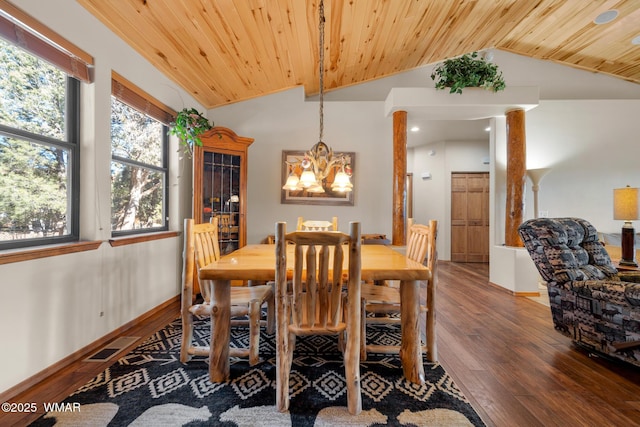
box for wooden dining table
[198,243,432,384]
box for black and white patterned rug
[31,317,485,426]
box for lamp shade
[526,168,551,186]
[299,170,318,188]
[306,183,325,193]
[331,170,353,192]
[282,174,300,190]
[614,186,639,221]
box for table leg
[399,279,425,384]
[425,276,437,362]
[275,237,289,412]
[209,279,231,382]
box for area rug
[31,317,485,426]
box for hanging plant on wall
[431,52,506,94]
[168,108,213,157]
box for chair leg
[276,298,291,413]
[249,300,261,366]
[344,332,362,415]
[360,298,367,361]
[276,331,295,413]
[266,290,275,335]
[180,311,193,363]
[337,294,349,353]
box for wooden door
[451,172,489,263]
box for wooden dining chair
[180,218,275,366]
[360,219,438,360]
[275,221,362,415]
[296,216,338,231]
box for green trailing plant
[431,52,506,94]
[168,108,213,156]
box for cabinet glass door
[202,151,241,254]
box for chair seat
[189,285,273,317]
[361,283,401,304]
[225,284,273,304]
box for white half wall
[490,246,541,293]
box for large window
[0,3,92,250]
[0,39,80,249]
[110,75,173,235]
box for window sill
[0,231,181,265]
[108,230,180,247]
[0,240,102,265]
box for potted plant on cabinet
[169,108,213,157]
[431,51,506,94]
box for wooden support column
[505,109,526,247]
[392,110,407,245]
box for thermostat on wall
[421,172,432,180]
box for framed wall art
[281,149,355,206]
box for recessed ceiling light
[410,126,420,132]
[594,9,618,25]
[484,126,491,132]
[632,35,640,45]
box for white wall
[410,140,490,260]
[523,100,640,233]
[0,0,198,393]
[209,87,394,241]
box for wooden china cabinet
[193,126,253,255]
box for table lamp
[614,185,639,267]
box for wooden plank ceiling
[77,0,640,109]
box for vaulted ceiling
[77,0,640,109]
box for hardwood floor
[437,261,640,427]
[4,261,640,426]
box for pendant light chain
[318,0,325,143]
[282,0,352,194]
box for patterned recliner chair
[518,217,640,367]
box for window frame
[110,74,174,237]
[0,60,81,251]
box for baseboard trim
[0,295,179,403]
[487,281,540,297]
[514,291,542,297]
